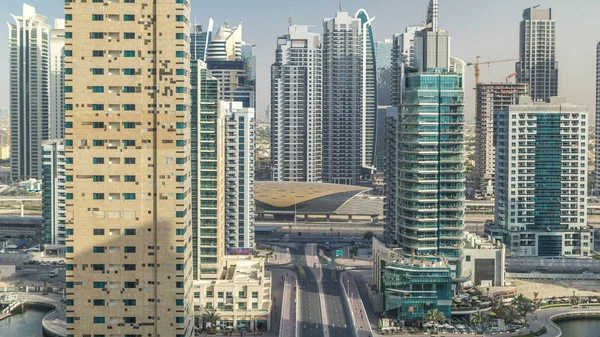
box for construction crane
[466,56,520,84]
[505,72,518,83]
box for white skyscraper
[42,139,66,246]
[596,41,600,196]
[322,9,376,185]
[223,101,255,250]
[206,23,255,108]
[495,96,591,257]
[271,24,322,182]
[8,4,50,181]
[391,25,425,106]
[50,19,65,140]
[516,6,558,102]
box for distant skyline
[2,0,600,120]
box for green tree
[533,292,539,310]
[495,299,505,316]
[471,310,488,328]
[39,274,50,294]
[502,306,518,324]
[349,245,358,261]
[362,231,376,241]
[513,294,532,318]
[425,308,446,326]
[201,305,221,331]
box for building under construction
[475,82,528,197]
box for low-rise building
[193,255,271,331]
[461,232,505,287]
[372,238,452,323]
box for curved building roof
[255,182,372,215]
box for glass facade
[191,61,220,278]
[396,70,465,264]
[533,113,561,230]
[382,259,452,322]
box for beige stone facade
[193,255,271,331]
[64,1,194,336]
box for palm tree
[425,308,446,326]
[572,290,579,306]
[495,297,505,315]
[201,305,221,331]
[471,310,486,328]
[503,306,518,324]
[512,294,532,318]
[349,245,358,261]
[39,274,49,294]
[362,231,376,241]
[533,292,539,310]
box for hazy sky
[2,0,599,121]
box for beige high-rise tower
[64,1,194,336]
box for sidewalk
[269,246,291,265]
[341,272,372,337]
[279,275,297,337]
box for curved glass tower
[355,9,377,171]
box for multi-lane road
[275,243,352,337]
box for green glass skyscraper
[191,60,225,279]
[386,0,466,270]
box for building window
[123,68,135,75]
[124,175,136,182]
[124,32,135,39]
[123,122,136,128]
[92,14,103,21]
[93,317,105,324]
[123,104,135,111]
[93,299,105,306]
[92,50,104,57]
[123,15,135,21]
[93,246,105,253]
[124,50,135,57]
[123,193,136,200]
[93,229,104,235]
[92,264,105,271]
[90,32,104,39]
[123,299,136,306]
[124,158,136,164]
[252,302,258,309]
[123,140,136,147]
[93,193,104,200]
[124,246,136,253]
[123,264,136,271]
[252,291,258,299]
[93,157,104,164]
[124,282,136,288]
[124,229,136,235]
[466,255,471,262]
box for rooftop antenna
[288,3,293,26]
[339,0,343,11]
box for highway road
[284,243,353,337]
[292,244,325,337]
